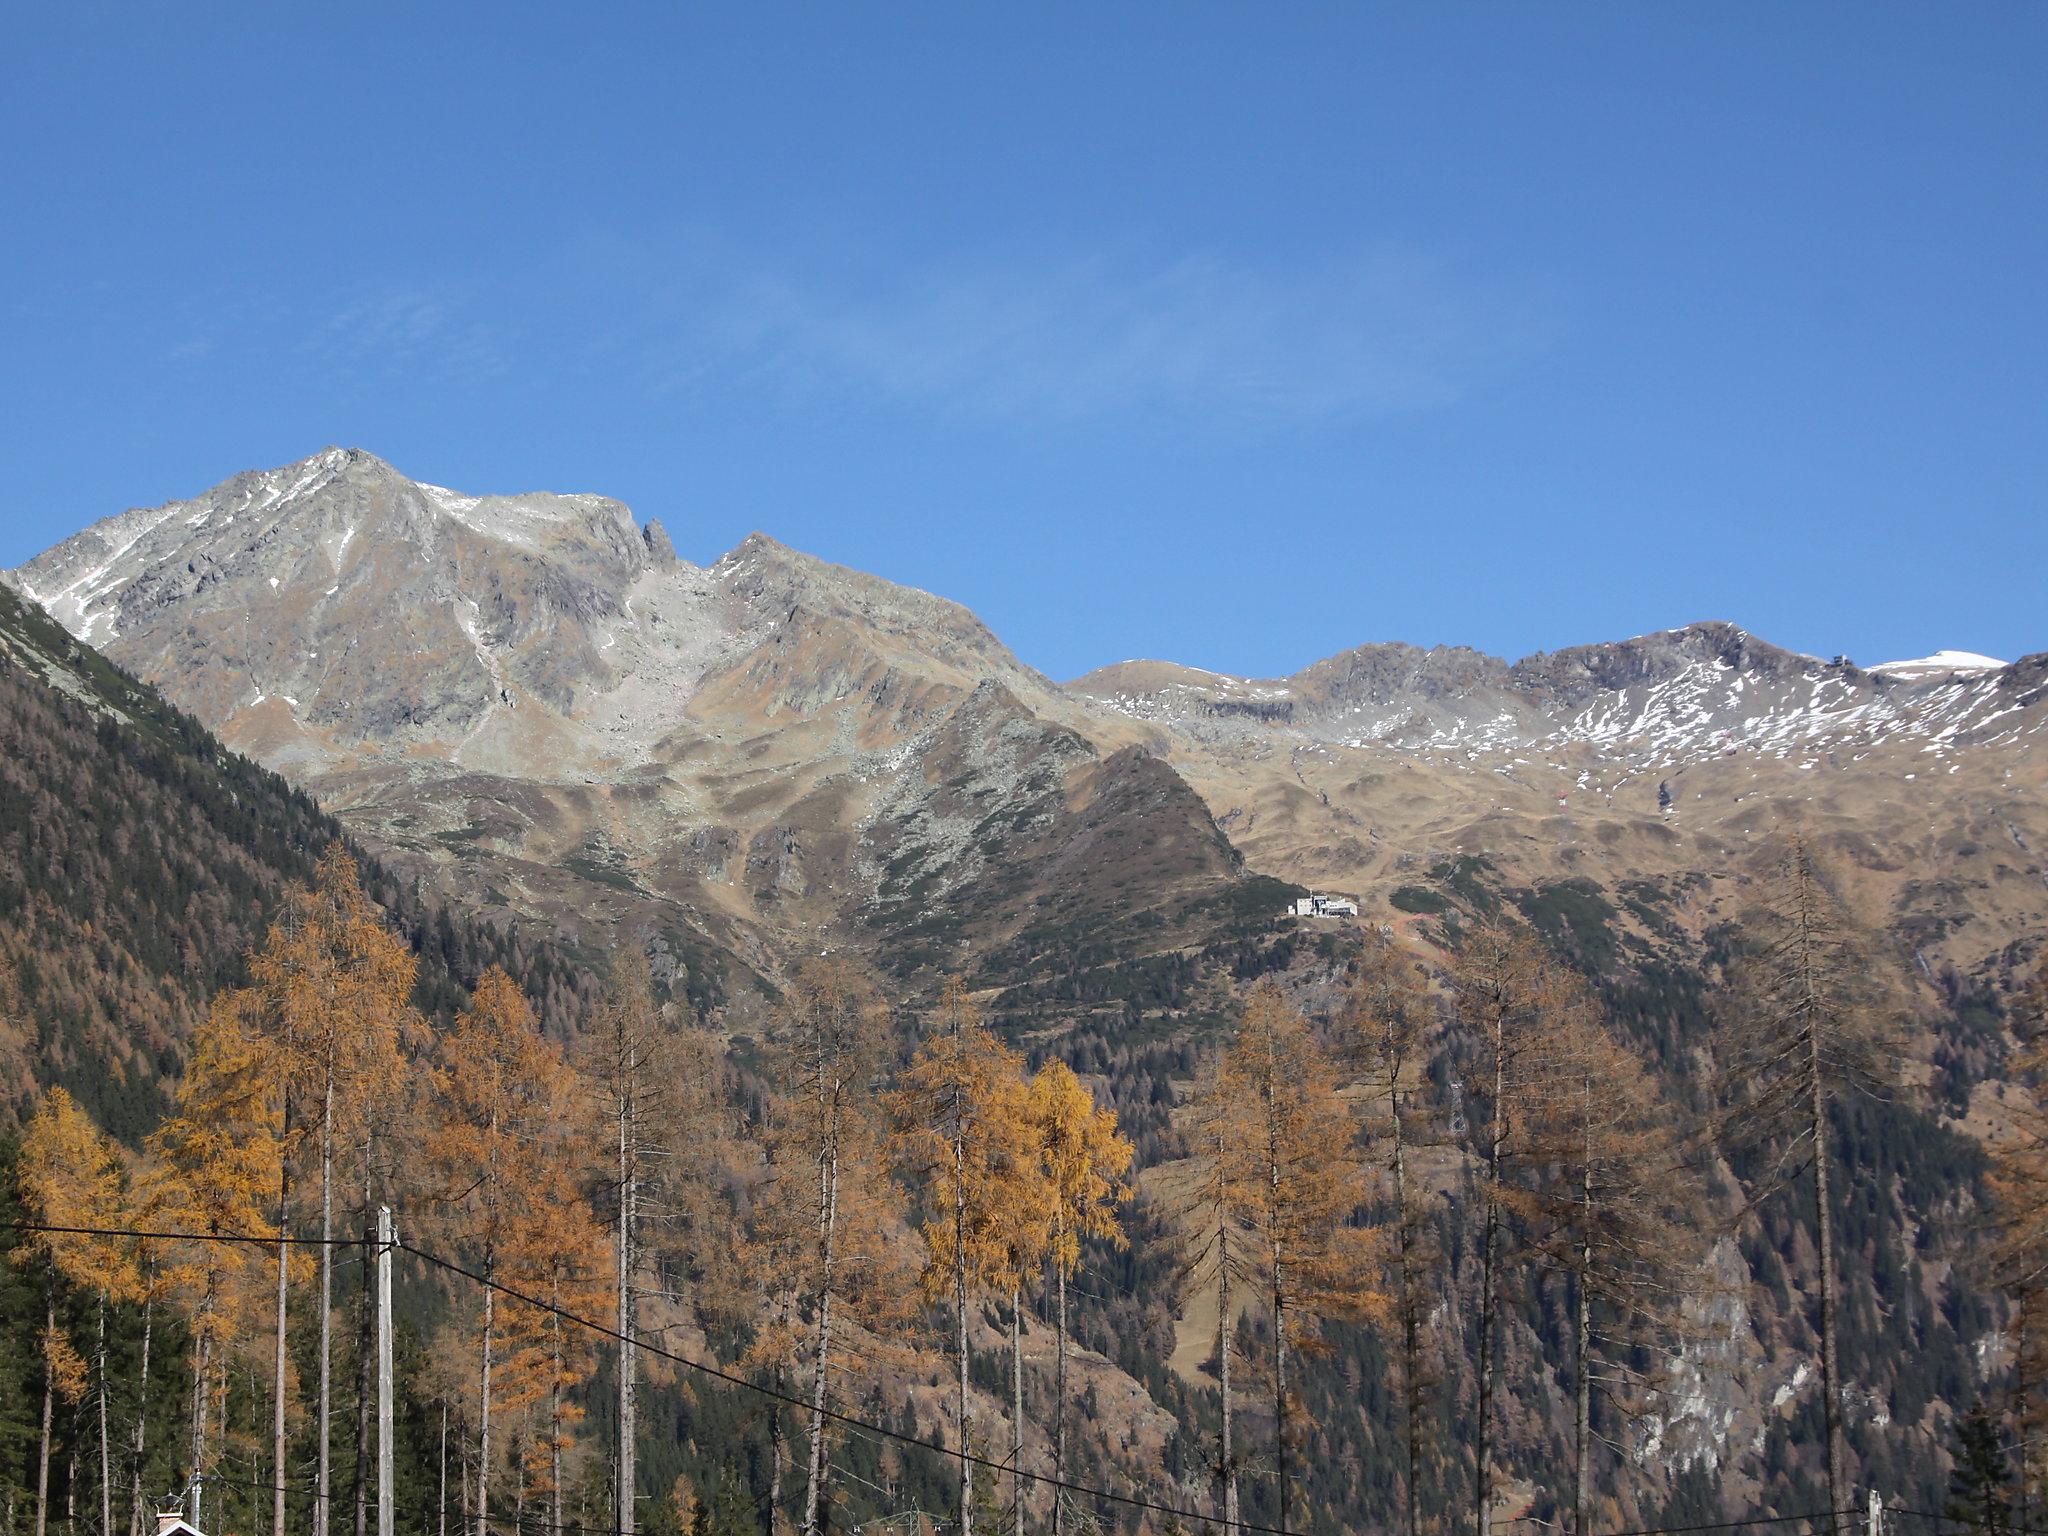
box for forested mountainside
[0,581,591,1137]
[2,452,2047,1536]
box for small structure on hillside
[1291,891,1359,918]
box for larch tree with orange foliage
[246,844,416,1536]
[1023,1059,1131,1536]
[422,967,579,1536]
[18,1088,130,1536]
[498,1138,613,1536]
[888,979,1045,1536]
[1195,983,1382,1535]
[143,991,284,1534]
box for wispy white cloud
[300,286,508,382]
[629,239,1554,431]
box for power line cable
[0,1218,1887,1536]
[1,1220,1275,1536]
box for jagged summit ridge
[1069,619,2039,768]
[8,445,2044,790]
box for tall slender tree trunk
[353,1228,373,1536]
[1054,1211,1069,1536]
[439,1403,449,1536]
[190,1312,214,1530]
[617,1090,637,1536]
[477,1251,496,1536]
[514,1413,527,1536]
[1267,1092,1289,1536]
[273,1147,293,1536]
[127,1289,152,1536]
[2013,1302,2034,1533]
[1476,1005,1509,1536]
[1217,1243,1238,1536]
[802,1147,841,1536]
[1573,1213,1592,1536]
[36,1281,55,1536]
[550,1278,566,1536]
[768,1290,791,1536]
[1391,1083,1423,1536]
[1010,1287,1025,1536]
[1272,1234,1289,1535]
[954,1110,973,1536]
[767,1345,787,1536]
[318,1081,336,1536]
[97,1294,113,1536]
[1809,1029,1845,1532]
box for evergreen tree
[16,1089,137,1536]
[1949,1402,2014,1536]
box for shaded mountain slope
[0,581,589,1137]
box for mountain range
[9,447,2045,1012]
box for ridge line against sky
[8,442,2029,682]
[3,3,2043,680]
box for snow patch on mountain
[1869,650,2006,679]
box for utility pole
[375,1207,395,1536]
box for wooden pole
[375,1207,394,1536]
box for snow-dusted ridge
[1070,627,2042,771]
[4,447,2042,783]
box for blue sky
[3,3,2043,679]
